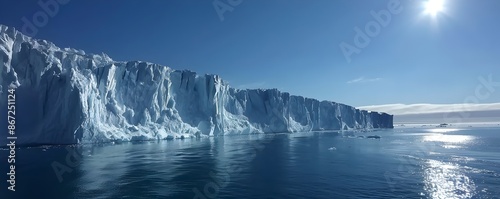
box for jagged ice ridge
[0,25,393,145]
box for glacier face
[0,25,393,145]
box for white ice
[0,24,393,145]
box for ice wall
[0,25,393,145]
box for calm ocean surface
[1,126,500,199]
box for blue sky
[1,0,499,108]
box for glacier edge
[0,24,393,145]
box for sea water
[1,125,499,198]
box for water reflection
[77,139,213,198]
[423,159,476,199]
[443,145,465,149]
[423,134,474,144]
[3,127,500,198]
[426,128,462,133]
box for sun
[424,0,445,16]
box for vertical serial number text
[7,88,17,192]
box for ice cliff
[0,25,393,145]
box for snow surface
[0,24,393,145]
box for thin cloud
[357,103,500,115]
[347,77,382,84]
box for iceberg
[0,25,393,145]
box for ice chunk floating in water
[0,24,393,145]
[366,135,382,139]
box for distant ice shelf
[0,24,393,145]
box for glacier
[0,24,393,145]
